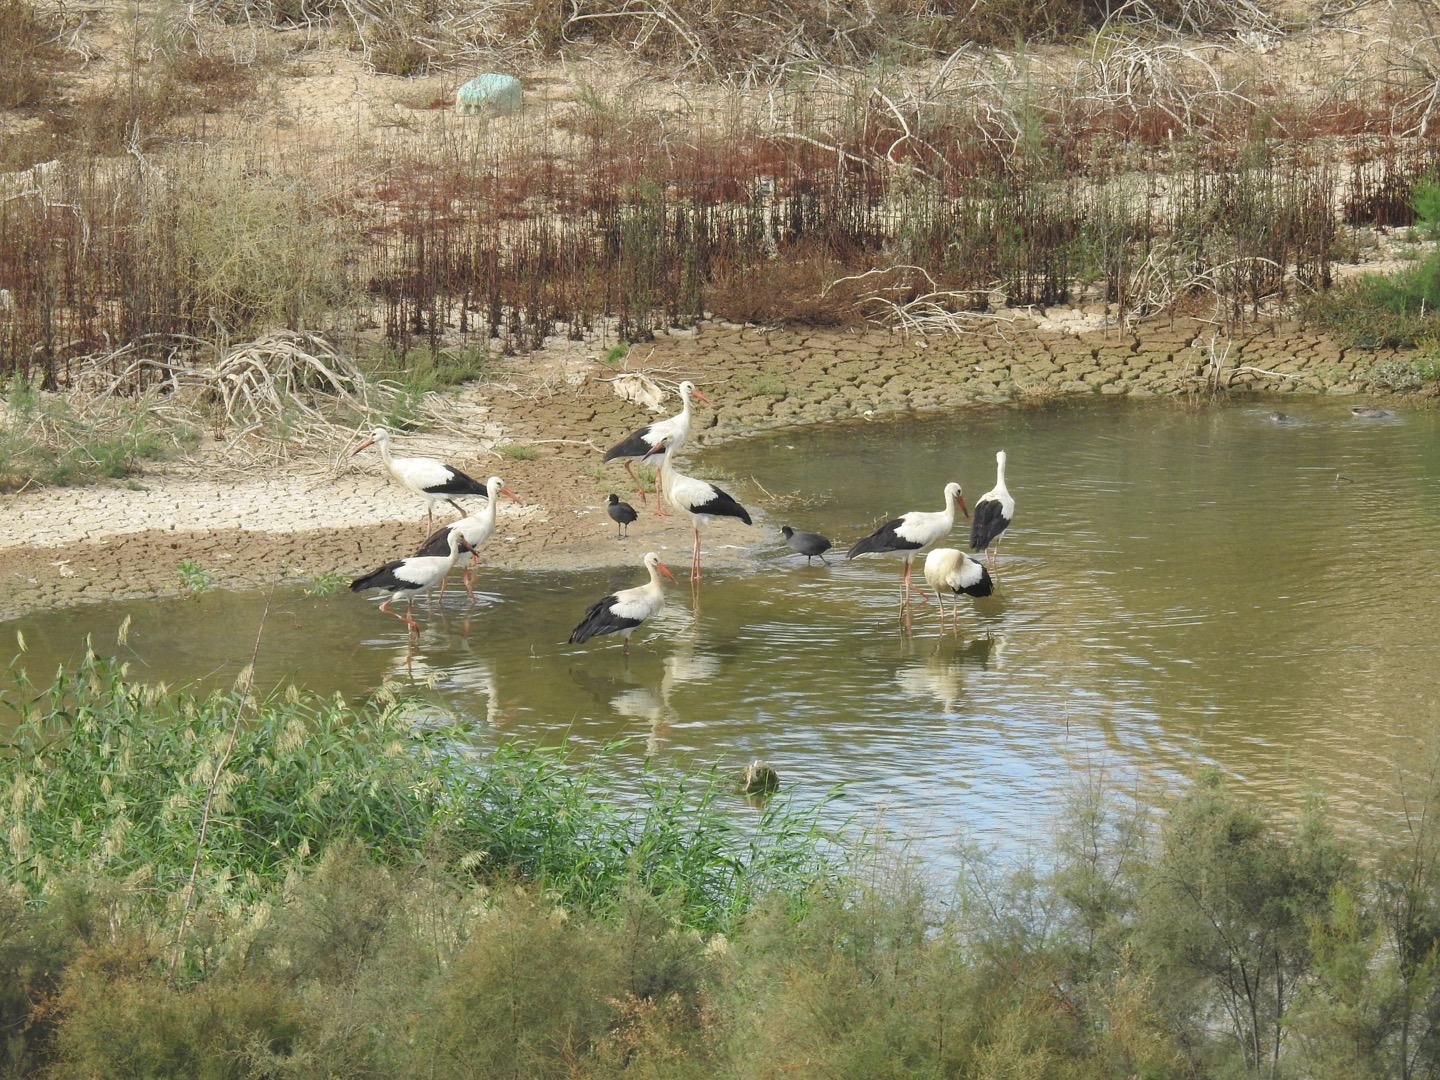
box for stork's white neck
[995,454,1007,487]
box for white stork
[350,529,473,633]
[351,427,490,534]
[847,481,968,608]
[922,547,994,635]
[969,450,1014,567]
[568,551,676,655]
[413,475,517,602]
[657,434,753,583]
[604,381,711,513]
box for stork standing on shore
[969,450,1014,568]
[922,547,993,635]
[847,482,968,608]
[351,427,490,535]
[603,381,711,513]
[568,551,676,655]
[350,530,474,634]
[657,435,753,583]
[413,476,517,602]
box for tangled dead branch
[66,331,421,463]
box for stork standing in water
[568,551,676,655]
[603,381,711,513]
[350,530,474,634]
[969,450,1014,568]
[351,427,490,535]
[412,476,517,602]
[657,432,752,583]
[922,547,993,635]
[847,482,968,608]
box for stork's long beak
[351,437,376,455]
[459,537,475,553]
[958,495,970,519]
[657,561,676,582]
[500,485,519,500]
[690,389,713,405]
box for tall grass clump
[0,650,833,932]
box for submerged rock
[739,760,780,795]
[1266,411,1297,425]
[1351,406,1396,419]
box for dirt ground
[0,313,1416,620]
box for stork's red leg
[624,460,647,504]
[464,567,476,604]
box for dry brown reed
[7,5,1440,378]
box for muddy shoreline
[0,316,1417,621]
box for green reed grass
[0,650,833,933]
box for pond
[5,398,1440,858]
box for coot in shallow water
[781,525,833,565]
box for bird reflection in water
[568,637,721,755]
[386,621,515,727]
[893,633,1004,713]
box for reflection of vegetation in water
[7,653,1440,1074]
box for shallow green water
[5,398,1440,854]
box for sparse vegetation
[175,558,216,593]
[1303,175,1440,353]
[497,442,539,460]
[302,569,350,595]
[0,375,192,490]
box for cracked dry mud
[0,317,1409,620]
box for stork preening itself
[603,381,711,513]
[847,481,968,608]
[350,529,474,634]
[607,493,638,538]
[413,476,517,602]
[568,551,676,655]
[351,427,489,535]
[658,439,753,583]
[781,525,832,565]
[969,450,1014,568]
[922,547,993,635]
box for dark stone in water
[1351,406,1396,419]
[1266,411,1296,425]
[739,760,780,795]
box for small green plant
[303,570,349,597]
[748,374,786,396]
[602,342,631,365]
[1414,175,1440,239]
[497,443,539,460]
[175,559,215,594]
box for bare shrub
[0,0,64,109]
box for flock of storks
[348,381,1015,653]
